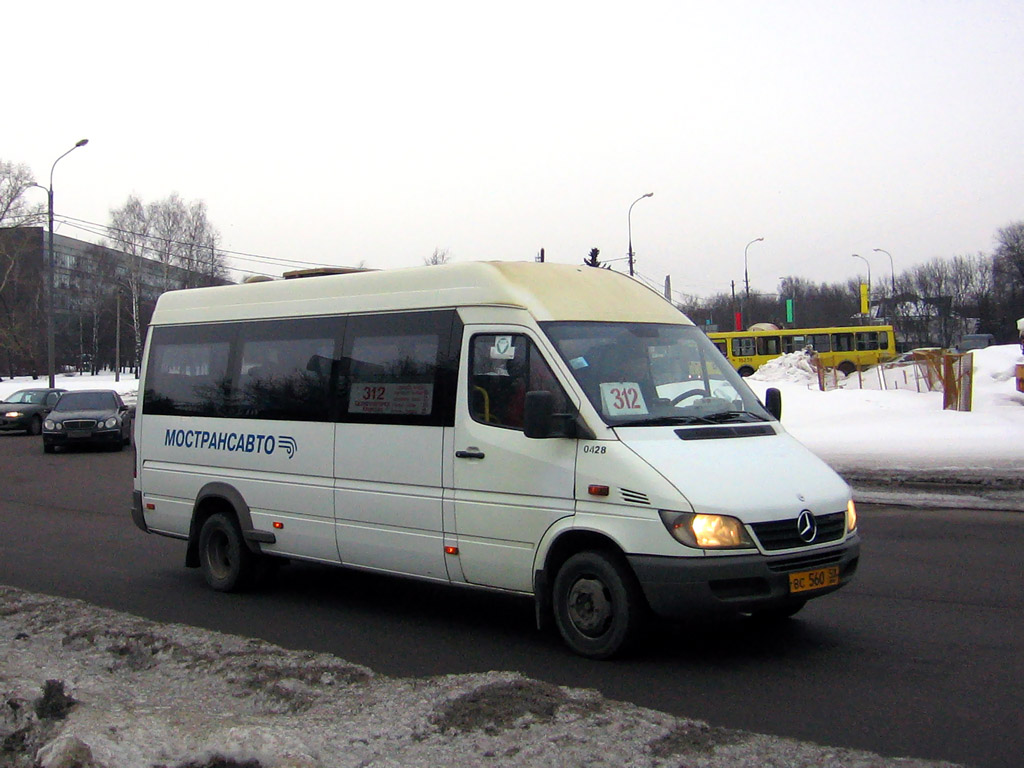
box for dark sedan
[42,389,133,453]
[0,388,67,436]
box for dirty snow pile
[0,586,962,768]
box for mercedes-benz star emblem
[797,510,817,543]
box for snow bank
[0,586,962,768]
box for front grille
[751,511,846,551]
[63,419,97,430]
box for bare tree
[108,196,153,374]
[994,221,1024,286]
[0,160,45,229]
[424,248,451,266]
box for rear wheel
[738,366,755,377]
[837,361,857,376]
[198,512,254,592]
[552,550,646,659]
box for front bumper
[0,416,32,431]
[43,428,123,447]
[627,535,860,618]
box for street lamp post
[873,248,895,296]
[852,253,871,323]
[627,192,653,277]
[743,237,764,299]
[42,139,89,387]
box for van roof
[150,261,691,326]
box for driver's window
[469,334,568,430]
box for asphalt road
[1,432,1022,768]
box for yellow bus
[707,324,896,376]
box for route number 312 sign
[599,382,649,417]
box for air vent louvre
[620,488,651,505]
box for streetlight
[627,192,653,277]
[743,237,764,299]
[852,253,871,323]
[41,139,89,387]
[873,248,896,296]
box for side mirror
[524,391,555,439]
[764,387,782,420]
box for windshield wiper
[613,415,697,427]
[615,411,771,427]
[697,410,771,423]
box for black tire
[738,366,755,377]
[198,512,254,592]
[837,361,856,376]
[552,550,646,659]
[28,416,42,436]
[43,442,55,454]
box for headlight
[659,510,755,549]
[104,417,119,429]
[44,419,59,430]
[847,500,858,533]
[4,411,20,418]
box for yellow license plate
[789,567,840,594]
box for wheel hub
[567,577,611,636]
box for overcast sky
[6,1,1023,298]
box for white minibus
[132,261,859,658]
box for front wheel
[552,550,646,659]
[198,512,254,592]
[28,416,42,436]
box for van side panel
[333,423,446,580]
[138,416,339,563]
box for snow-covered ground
[744,344,1024,510]
[3,347,1020,767]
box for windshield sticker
[569,356,589,370]
[599,382,649,416]
[490,336,516,360]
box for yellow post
[859,283,869,316]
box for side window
[732,337,755,357]
[469,334,569,430]
[235,317,342,421]
[144,324,234,416]
[340,310,460,427]
[833,333,855,352]
[756,336,780,356]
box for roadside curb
[838,470,1024,512]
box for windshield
[53,392,117,412]
[4,390,46,405]
[542,321,772,426]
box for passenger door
[333,311,459,582]
[450,329,578,592]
